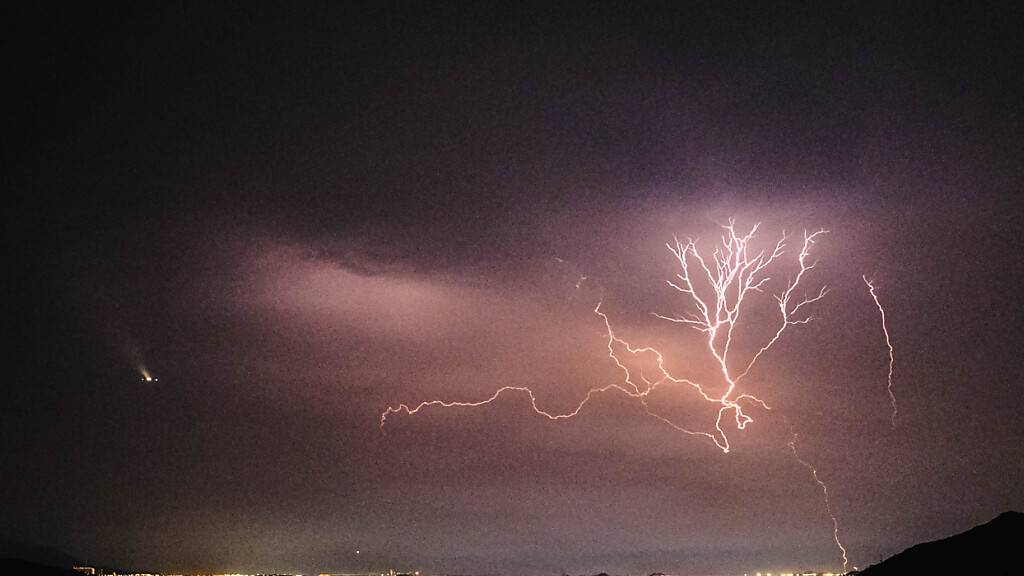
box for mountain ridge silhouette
[854,510,1021,575]
[0,536,80,568]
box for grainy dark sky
[6,3,1024,575]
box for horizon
[28,509,1022,576]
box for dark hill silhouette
[0,537,80,569]
[856,510,1022,575]
[0,558,83,575]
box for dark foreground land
[855,510,1022,575]
[0,558,83,575]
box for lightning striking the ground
[382,220,876,573]
[864,276,897,428]
[788,433,850,574]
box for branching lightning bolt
[649,221,828,451]
[863,276,897,428]
[382,220,865,573]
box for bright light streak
[382,220,879,572]
[788,433,849,574]
[650,220,828,451]
[863,276,897,428]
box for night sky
[6,3,1024,575]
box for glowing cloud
[383,220,894,574]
